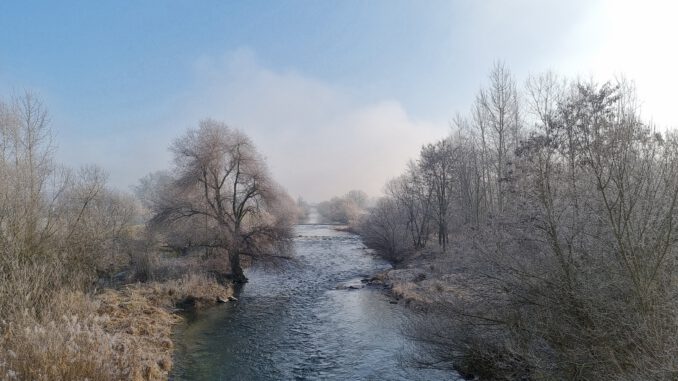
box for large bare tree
[150,120,293,283]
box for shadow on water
[171,225,458,380]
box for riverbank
[340,223,470,307]
[0,274,232,381]
[171,224,454,380]
[369,246,472,307]
[365,241,482,379]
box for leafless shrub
[0,92,166,379]
[358,198,413,262]
[363,68,678,379]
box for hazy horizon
[1,0,676,202]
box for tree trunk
[229,250,248,284]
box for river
[171,223,458,380]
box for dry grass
[382,248,476,307]
[389,277,468,304]
[391,281,430,303]
[0,274,232,381]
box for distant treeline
[316,190,369,225]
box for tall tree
[420,138,457,251]
[150,120,292,283]
[478,62,520,214]
[386,163,433,250]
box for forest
[356,63,678,380]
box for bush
[358,198,413,262]
[361,72,678,379]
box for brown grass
[0,274,232,381]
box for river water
[171,224,457,380]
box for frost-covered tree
[149,120,294,283]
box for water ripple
[171,225,457,380]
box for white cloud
[151,49,447,202]
[56,2,678,200]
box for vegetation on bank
[359,63,678,380]
[0,274,231,381]
[0,93,294,380]
[139,119,298,284]
[316,190,369,225]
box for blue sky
[1,1,676,201]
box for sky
[1,0,677,202]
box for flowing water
[171,223,458,380]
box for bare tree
[386,162,433,250]
[478,62,520,214]
[420,138,457,251]
[0,91,139,320]
[0,91,56,260]
[361,68,678,379]
[149,119,293,283]
[57,166,138,285]
[359,197,412,262]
